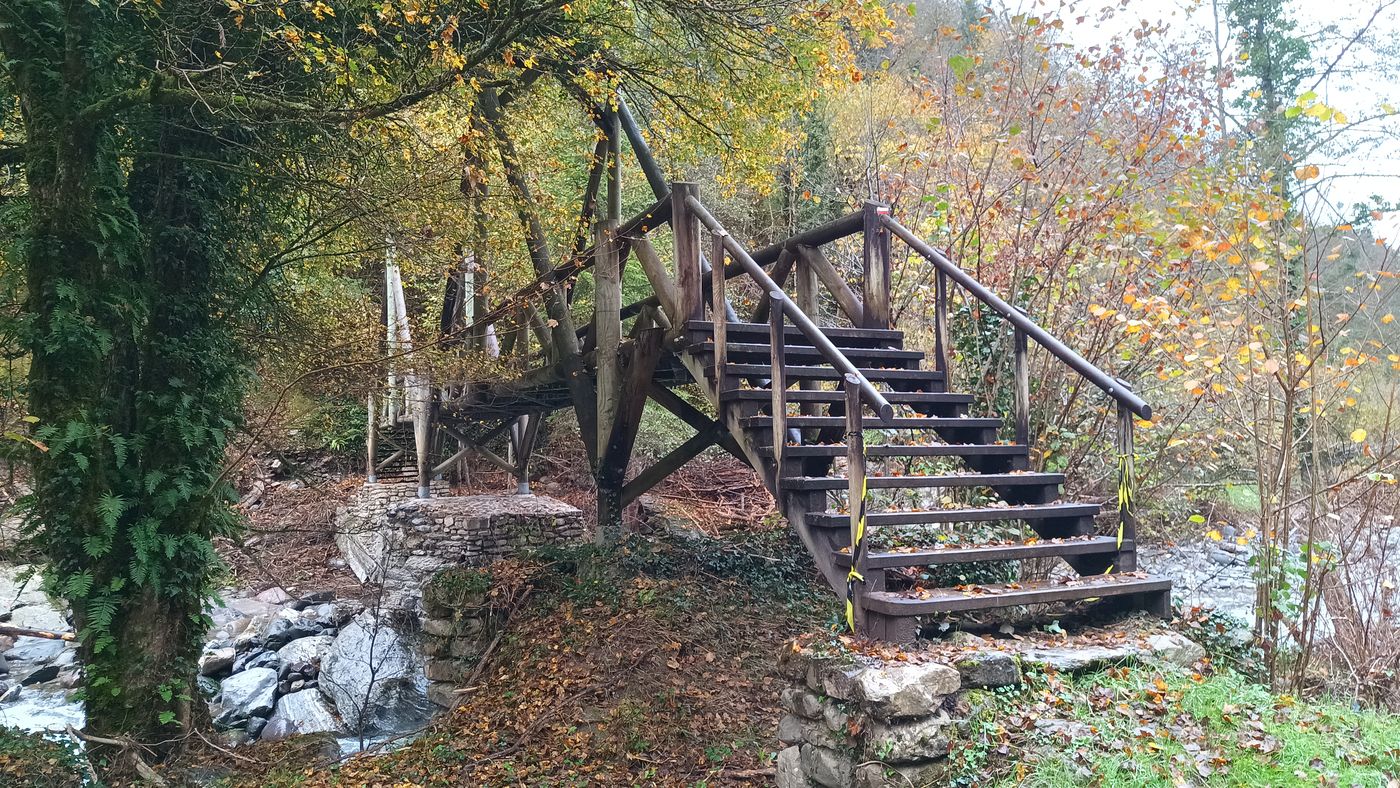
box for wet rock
[233,649,280,674]
[5,637,67,663]
[234,614,274,652]
[218,667,279,721]
[0,653,7,675]
[246,716,267,739]
[197,676,220,699]
[0,682,18,702]
[19,664,60,686]
[290,591,334,611]
[318,612,428,733]
[260,690,341,742]
[263,617,320,651]
[200,647,236,676]
[276,635,333,666]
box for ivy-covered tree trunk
[3,4,243,775]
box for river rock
[276,635,333,666]
[5,637,67,663]
[318,612,428,733]
[233,649,280,673]
[19,664,60,686]
[260,689,341,741]
[200,647,236,676]
[256,587,293,605]
[218,667,279,721]
[263,617,320,651]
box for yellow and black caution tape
[845,476,869,633]
[1103,450,1135,576]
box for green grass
[995,668,1400,787]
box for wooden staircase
[662,190,1170,642]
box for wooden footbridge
[366,97,1170,640]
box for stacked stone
[335,481,450,585]
[775,646,971,788]
[418,572,497,709]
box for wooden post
[843,373,868,635]
[1013,323,1030,448]
[516,413,541,496]
[595,221,622,459]
[365,392,378,483]
[1115,401,1137,572]
[413,383,433,498]
[769,291,788,497]
[711,229,728,400]
[672,182,703,323]
[861,202,892,329]
[934,268,950,377]
[606,109,622,223]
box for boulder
[263,617,320,651]
[260,689,341,741]
[217,667,279,721]
[233,649,280,674]
[200,647,236,676]
[317,612,428,733]
[276,635,333,666]
[851,662,961,719]
[19,664,60,686]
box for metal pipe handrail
[686,195,894,422]
[881,214,1151,420]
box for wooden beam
[646,383,749,465]
[750,249,796,323]
[794,245,865,326]
[672,182,702,322]
[631,236,681,322]
[620,423,726,507]
[595,221,622,459]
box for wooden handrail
[685,195,894,422]
[881,214,1152,420]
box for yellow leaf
[1351,428,1367,443]
[1383,313,1394,325]
[1294,164,1320,180]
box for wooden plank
[685,319,901,345]
[723,389,970,406]
[862,202,892,329]
[691,342,923,364]
[780,472,1065,491]
[862,576,1172,615]
[717,364,944,384]
[741,416,999,429]
[672,182,703,322]
[794,245,865,327]
[762,443,1025,458]
[834,536,1119,569]
[805,502,1101,529]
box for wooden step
[805,502,1101,529]
[723,389,971,406]
[713,364,945,385]
[861,574,1171,615]
[781,472,1063,491]
[685,320,903,348]
[744,416,999,430]
[833,536,1119,569]
[761,443,1026,458]
[692,342,924,365]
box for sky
[1035,0,1400,238]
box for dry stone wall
[335,486,583,612]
